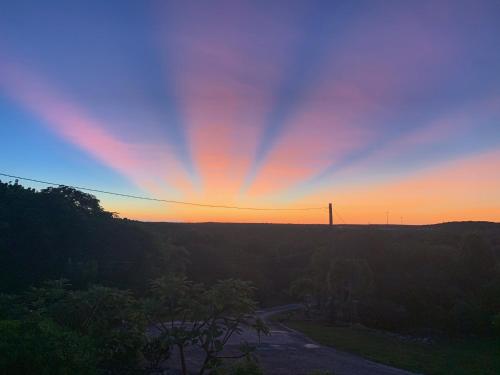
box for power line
[333,207,347,224]
[0,172,327,212]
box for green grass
[283,320,500,375]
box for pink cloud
[155,1,298,200]
[244,2,461,197]
[333,95,500,180]
[247,89,376,196]
[0,59,192,194]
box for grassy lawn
[282,319,500,375]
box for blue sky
[1,0,499,223]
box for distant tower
[329,203,333,226]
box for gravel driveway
[165,304,418,375]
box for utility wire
[333,207,347,224]
[0,172,327,211]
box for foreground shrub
[0,318,97,375]
[0,280,147,374]
[217,357,264,375]
[145,275,265,375]
[493,313,500,336]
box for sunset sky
[1,0,499,224]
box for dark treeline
[0,180,266,374]
[0,180,188,293]
[1,179,500,339]
[150,221,500,336]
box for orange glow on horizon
[100,150,500,225]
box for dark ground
[164,305,418,375]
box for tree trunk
[179,344,187,375]
[198,356,210,375]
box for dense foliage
[0,278,261,374]
[149,222,500,337]
[0,317,98,374]
[0,180,264,374]
[0,180,186,292]
[1,179,499,363]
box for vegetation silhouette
[1,179,499,373]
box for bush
[0,318,98,375]
[30,283,147,373]
[226,357,264,375]
[2,281,148,374]
[493,313,500,336]
[358,299,409,331]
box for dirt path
[166,304,418,375]
[249,304,418,375]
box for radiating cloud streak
[245,1,463,197]
[242,0,462,195]
[247,86,376,197]
[242,1,359,190]
[156,0,298,201]
[1,0,499,223]
[0,59,193,195]
[265,92,500,207]
[106,149,500,225]
[308,149,500,224]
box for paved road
[166,304,418,375]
